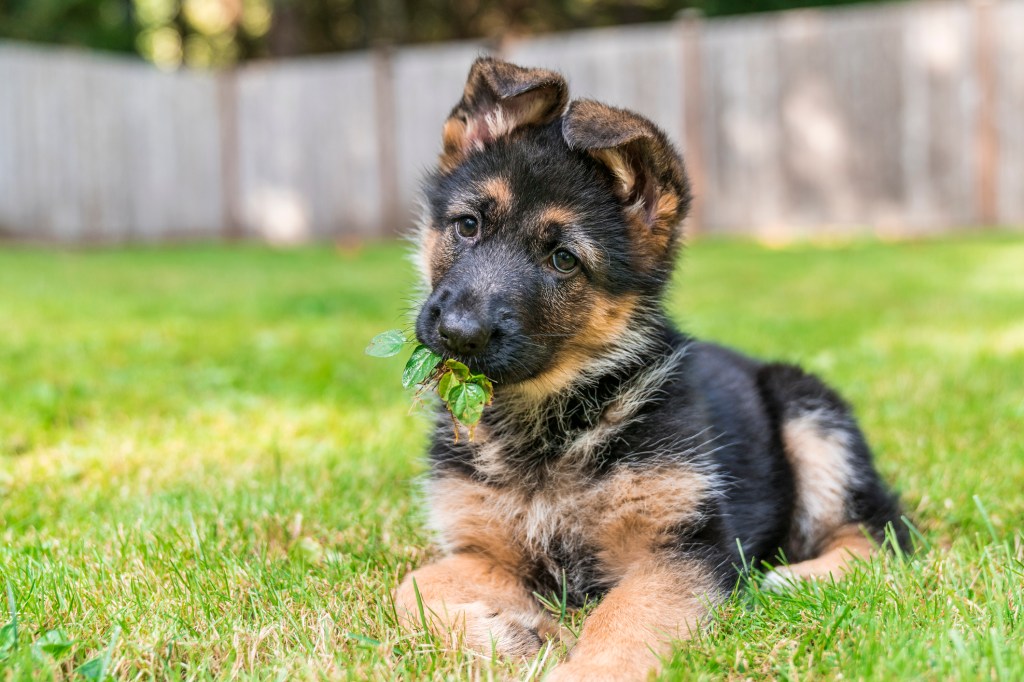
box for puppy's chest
[427,464,709,598]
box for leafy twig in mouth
[365,329,495,441]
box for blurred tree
[0,0,896,68]
[0,0,137,53]
[131,0,272,68]
[704,0,890,15]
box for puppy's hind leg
[761,524,876,591]
[757,363,908,591]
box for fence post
[217,68,242,240]
[973,0,999,227]
[679,9,706,236]
[373,45,401,239]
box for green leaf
[447,382,487,426]
[468,374,494,403]
[437,371,461,401]
[365,329,407,357]
[444,359,471,381]
[0,623,15,658]
[402,345,442,388]
[34,629,73,659]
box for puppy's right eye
[454,216,480,239]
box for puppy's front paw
[455,601,553,658]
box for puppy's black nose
[438,311,491,356]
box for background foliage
[0,0,893,68]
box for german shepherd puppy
[394,58,908,680]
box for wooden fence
[1,0,1022,244]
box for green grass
[1,235,1022,680]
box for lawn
[1,235,1022,680]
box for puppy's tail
[757,362,911,561]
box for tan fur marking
[428,475,526,573]
[440,118,468,172]
[625,192,676,260]
[592,468,708,581]
[420,229,439,283]
[428,465,708,585]
[537,206,614,268]
[590,148,637,197]
[576,293,636,351]
[782,525,876,578]
[586,146,676,264]
[394,553,556,658]
[501,88,556,132]
[782,411,855,559]
[518,294,638,399]
[548,561,720,681]
[654,191,680,229]
[484,104,514,140]
[516,355,587,400]
[588,146,675,249]
[539,205,578,227]
[480,176,514,214]
[479,87,562,144]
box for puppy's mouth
[417,335,517,384]
[415,320,550,387]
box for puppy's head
[415,58,691,394]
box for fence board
[901,0,977,231]
[0,47,27,237]
[775,5,909,235]
[699,14,786,234]
[235,54,381,242]
[996,1,1024,225]
[122,65,225,241]
[0,44,223,242]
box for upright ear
[440,57,569,172]
[562,99,691,254]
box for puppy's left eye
[550,249,579,274]
[454,216,480,239]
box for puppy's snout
[438,309,491,356]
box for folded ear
[440,57,569,172]
[562,99,691,252]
